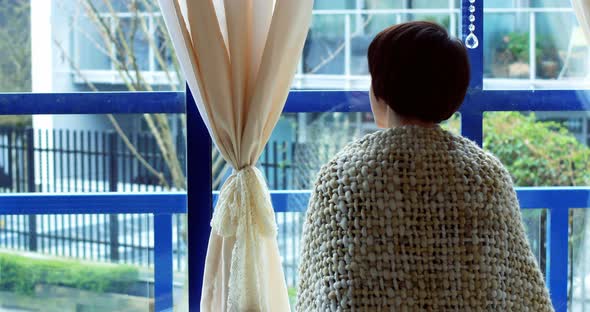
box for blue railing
[1,89,590,311]
[0,88,589,312]
[1,186,588,311]
[0,92,195,312]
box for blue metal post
[460,110,483,146]
[186,85,213,311]
[154,213,174,311]
[547,206,569,312]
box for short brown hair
[367,21,470,123]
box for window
[296,0,460,89]
[1,0,189,311]
[484,0,590,89]
[1,1,590,312]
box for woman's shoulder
[317,126,513,185]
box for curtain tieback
[211,166,277,238]
[210,166,277,310]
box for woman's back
[297,126,552,311]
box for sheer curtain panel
[573,0,590,41]
[157,0,313,311]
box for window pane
[484,1,590,89]
[0,214,153,312]
[215,112,460,191]
[0,0,183,93]
[61,0,182,92]
[571,208,590,311]
[0,0,31,92]
[296,0,460,90]
[484,111,590,310]
[483,112,590,187]
[0,114,185,193]
[0,114,187,309]
[0,0,466,92]
[522,209,548,276]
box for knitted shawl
[297,126,553,311]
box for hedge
[0,252,139,295]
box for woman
[297,21,553,311]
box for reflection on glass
[0,214,158,312]
[0,0,31,92]
[570,208,590,311]
[0,114,188,309]
[522,209,548,275]
[295,0,460,89]
[484,0,590,89]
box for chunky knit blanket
[297,126,553,311]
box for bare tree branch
[308,14,374,74]
[54,39,170,188]
[65,0,233,191]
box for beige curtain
[157,0,313,311]
[573,0,590,42]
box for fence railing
[2,125,589,309]
[0,127,190,270]
[0,126,332,274]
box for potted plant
[493,32,562,79]
[536,36,561,79]
[492,32,534,78]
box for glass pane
[295,0,460,90]
[484,13,531,80]
[0,0,183,93]
[571,208,590,311]
[0,0,465,92]
[484,111,590,310]
[483,112,590,187]
[484,1,590,89]
[0,0,31,92]
[0,214,153,312]
[0,114,186,193]
[0,114,187,309]
[522,209,548,275]
[60,0,183,92]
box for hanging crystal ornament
[465,0,479,49]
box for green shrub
[483,112,590,187]
[0,252,139,295]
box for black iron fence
[0,127,187,270]
[0,127,333,285]
[0,127,561,293]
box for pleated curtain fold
[157,0,313,311]
[573,0,590,42]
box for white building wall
[31,0,54,189]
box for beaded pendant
[465,0,479,49]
